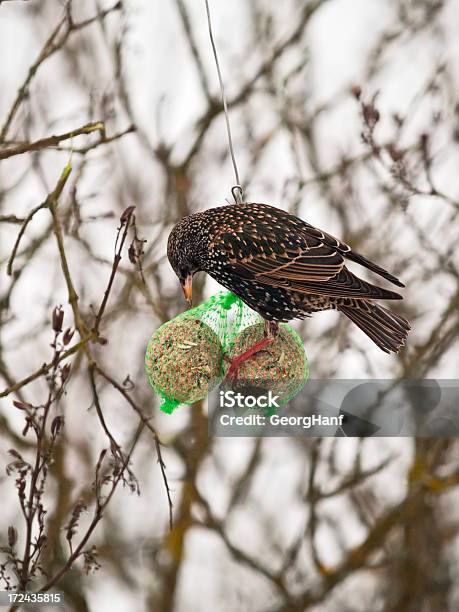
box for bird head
[167,215,205,307]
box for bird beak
[181,275,193,307]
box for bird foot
[224,337,274,381]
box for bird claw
[223,337,274,384]
[224,361,240,382]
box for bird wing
[212,223,345,283]
[208,203,403,296]
[233,248,402,300]
[210,214,401,299]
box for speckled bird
[167,202,410,372]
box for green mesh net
[145,291,308,413]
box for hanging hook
[231,185,244,204]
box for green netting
[145,291,308,413]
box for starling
[167,202,410,374]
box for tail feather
[338,302,410,353]
[345,251,405,288]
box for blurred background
[1,0,459,610]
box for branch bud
[8,526,17,547]
[52,306,64,332]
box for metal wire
[205,0,244,204]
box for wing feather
[207,203,404,297]
[214,224,345,283]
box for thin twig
[0,336,94,398]
[7,201,49,275]
[0,214,25,224]
[0,3,121,140]
[94,364,174,530]
[39,421,144,592]
[93,206,135,333]
[0,122,105,160]
[48,162,89,337]
[57,125,135,155]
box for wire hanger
[205,0,244,205]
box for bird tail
[338,302,410,353]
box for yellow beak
[182,275,193,307]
